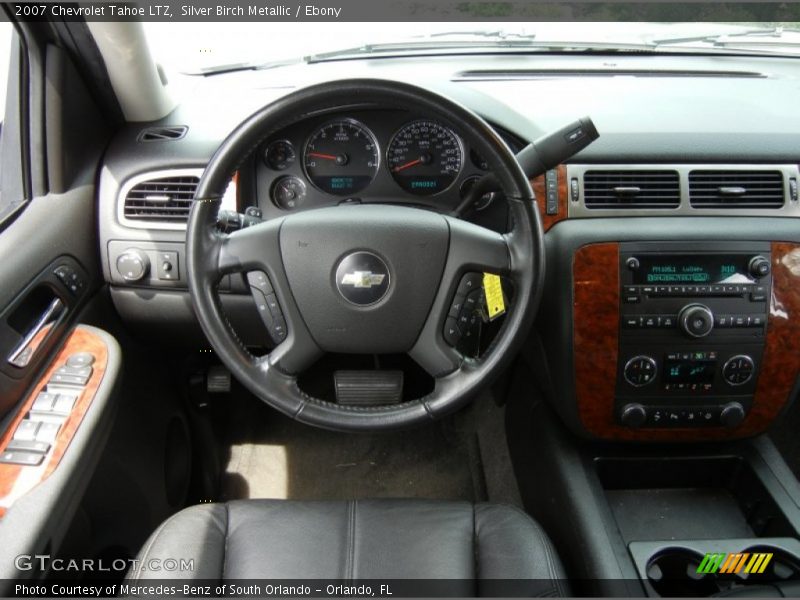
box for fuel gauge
[271,176,306,210]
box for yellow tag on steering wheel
[482,273,506,320]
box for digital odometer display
[387,120,463,196]
[304,120,379,196]
[633,256,754,285]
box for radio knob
[749,255,771,279]
[116,249,149,282]
[679,304,714,338]
[720,402,746,428]
[620,403,648,428]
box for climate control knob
[679,304,714,338]
[749,255,771,279]
[620,403,647,428]
[720,402,746,428]
[116,249,150,282]
[722,354,755,386]
[623,355,657,387]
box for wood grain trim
[0,327,108,516]
[531,164,568,231]
[573,242,800,441]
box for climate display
[633,256,753,285]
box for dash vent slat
[689,170,785,208]
[137,126,188,142]
[583,170,680,209]
[123,175,199,222]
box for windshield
[144,21,800,76]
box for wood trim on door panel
[0,326,108,518]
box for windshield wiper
[305,39,663,62]
[425,29,538,41]
[652,26,800,48]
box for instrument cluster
[246,109,523,219]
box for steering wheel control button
[246,271,288,345]
[457,272,483,295]
[723,355,755,386]
[247,271,273,295]
[270,317,288,342]
[624,355,657,387]
[443,318,462,346]
[335,252,391,306]
[66,352,95,367]
[679,304,714,338]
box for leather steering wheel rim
[186,79,545,431]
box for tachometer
[387,120,463,195]
[304,120,379,195]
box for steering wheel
[186,79,544,431]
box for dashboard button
[723,354,755,386]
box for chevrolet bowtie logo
[340,271,386,289]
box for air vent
[689,170,784,208]
[583,170,680,209]
[137,126,188,142]
[123,175,199,222]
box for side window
[0,21,21,222]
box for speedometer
[304,120,379,196]
[387,120,463,195]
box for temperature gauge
[271,176,306,210]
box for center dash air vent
[137,125,188,142]
[583,170,680,209]
[123,175,199,222]
[689,170,784,208]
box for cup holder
[645,544,800,597]
[739,545,800,582]
[646,547,719,597]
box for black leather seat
[129,499,568,596]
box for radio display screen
[632,255,754,285]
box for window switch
[49,373,90,386]
[6,440,50,454]
[34,422,61,444]
[32,392,58,412]
[0,450,44,466]
[52,394,78,416]
[55,365,92,378]
[13,420,41,442]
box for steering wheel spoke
[217,218,283,276]
[445,216,511,276]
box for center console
[571,240,800,442]
[616,242,771,430]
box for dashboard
[96,51,800,443]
